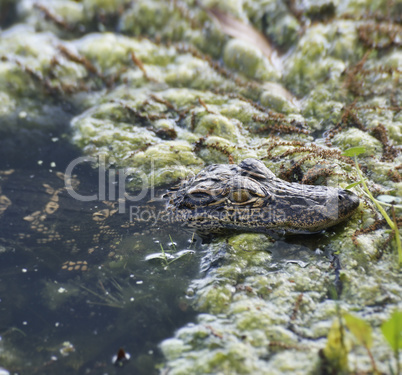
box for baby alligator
[167,158,359,235]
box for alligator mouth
[167,158,360,235]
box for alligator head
[167,158,360,235]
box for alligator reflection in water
[0,166,202,375]
[0,168,182,256]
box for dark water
[0,103,206,374]
[0,1,17,29]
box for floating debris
[112,348,131,367]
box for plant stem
[160,243,168,267]
[169,234,177,251]
[365,345,379,374]
[391,207,402,267]
[354,157,395,229]
[354,157,402,266]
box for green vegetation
[79,277,130,309]
[322,318,350,374]
[382,310,402,375]
[343,313,377,374]
[322,310,402,375]
[343,146,402,265]
[145,235,195,269]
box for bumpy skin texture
[167,158,359,234]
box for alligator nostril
[338,190,353,201]
[338,190,350,200]
[338,189,360,209]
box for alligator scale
[167,158,360,235]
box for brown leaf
[206,7,273,60]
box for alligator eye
[229,189,250,203]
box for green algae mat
[0,0,401,374]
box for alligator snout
[337,189,360,224]
[338,189,359,204]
